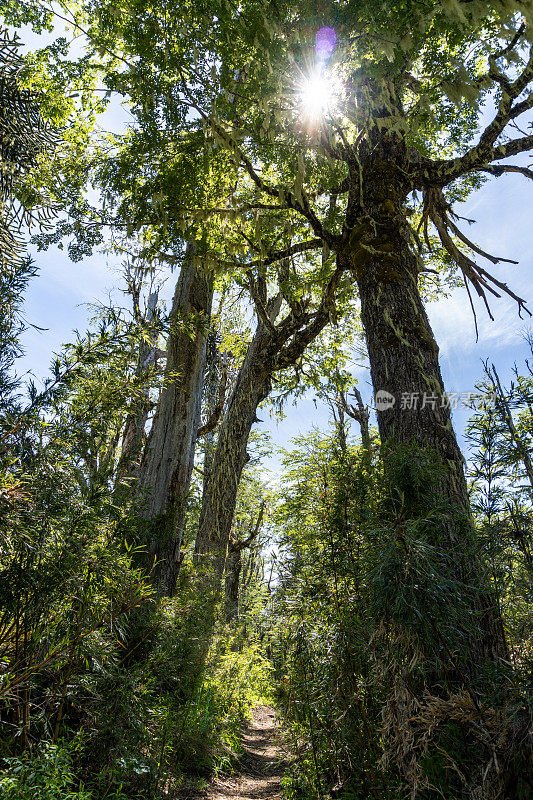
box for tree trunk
[357,240,468,508]
[343,142,508,666]
[224,502,264,623]
[224,545,242,623]
[199,330,223,499]
[137,249,213,596]
[193,313,276,586]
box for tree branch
[197,369,228,438]
[244,271,278,334]
[423,187,530,319]
[411,40,533,187]
[230,501,265,553]
[273,263,345,370]
[339,387,371,452]
[213,238,322,271]
[183,88,340,250]
[475,163,533,181]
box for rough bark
[340,137,508,665]
[137,249,213,596]
[190,263,341,626]
[194,310,277,585]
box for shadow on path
[207,706,288,800]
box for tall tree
[173,1,533,669]
[137,244,213,596]
[193,252,345,588]
[80,2,532,597]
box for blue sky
[15,23,533,472]
[20,164,532,472]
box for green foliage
[0,741,106,800]
[1,3,533,800]
[273,427,386,797]
[0,256,37,412]
[169,637,273,777]
[466,357,533,669]
[273,422,532,799]
[0,29,58,268]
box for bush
[0,741,130,800]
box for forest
[0,1,532,798]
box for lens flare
[300,70,334,120]
[315,27,337,61]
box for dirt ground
[206,706,287,800]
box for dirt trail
[207,706,287,800]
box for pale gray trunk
[137,251,213,596]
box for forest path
[207,706,287,800]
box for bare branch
[445,215,518,266]
[476,163,533,181]
[339,387,371,452]
[489,133,533,162]
[230,501,266,552]
[424,187,530,320]
[213,238,322,272]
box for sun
[299,70,335,121]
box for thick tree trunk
[343,141,508,665]
[137,250,213,596]
[357,243,468,509]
